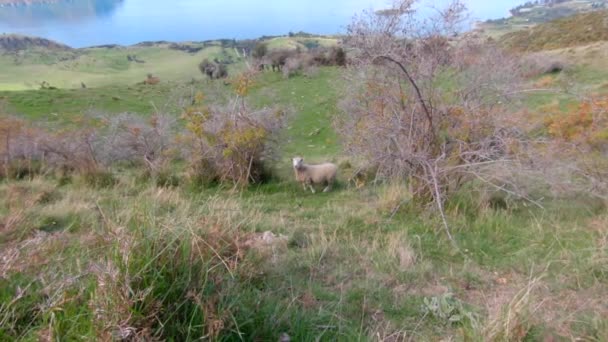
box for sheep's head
[292,157,304,170]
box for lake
[0,0,525,48]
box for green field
[0,35,339,91]
[0,44,240,90]
[1,31,608,341]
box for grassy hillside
[1,33,608,340]
[0,35,340,91]
[0,43,241,90]
[500,10,608,52]
[478,0,608,38]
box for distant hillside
[0,34,71,51]
[500,10,608,52]
[478,0,608,38]
[0,33,339,90]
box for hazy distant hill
[0,34,71,51]
[478,0,608,38]
[500,10,608,52]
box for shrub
[101,113,178,174]
[539,97,608,199]
[0,116,45,179]
[521,54,570,78]
[267,49,291,71]
[143,74,160,85]
[252,42,268,59]
[334,47,347,66]
[3,160,43,180]
[181,74,287,186]
[39,127,100,175]
[265,47,347,76]
[283,57,305,79]
[340,0,536,244]
[199,59,228,80]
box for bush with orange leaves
[181,72,287,186]
[545,97,608,150]
[540,97,608,199]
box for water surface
[0,0,525,47]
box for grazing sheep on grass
[292,157,338,193]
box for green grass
[0,44,242,90]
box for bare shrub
[521,53,571,78]
[260,46,347,75]
[101,113,178,174]
[39,125,102,175]
[283,56,305,79]
[338,0,531,243]
[0,116,45,179]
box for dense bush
[256,46,347,76]
[198,59,228,80]
[252,42,268,59]
[181,74,287,186]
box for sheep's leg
[302,183,307,191]
[323,180,333,193]
[309,185,316,194]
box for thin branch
[373,55,435,138]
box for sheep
[292,156,338,194]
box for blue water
[0,0,525,48]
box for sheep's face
[292,157,304,169]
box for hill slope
[478,0,608,38]
[0,34,338,90]
[0,34,71,51]
[500,10,608,52]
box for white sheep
[292,156,338,193]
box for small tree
[181,73,286,186]
[334,47,347,66]
[252,42,268,59]
[199,59,228,80]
